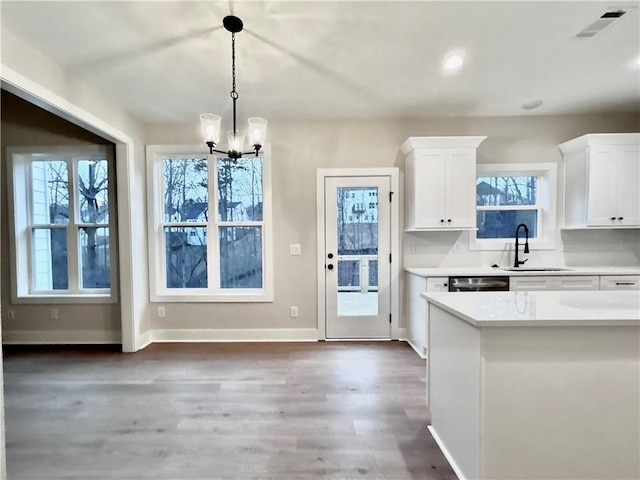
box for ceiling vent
[576,9,626,38]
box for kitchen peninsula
[421,290,640,480]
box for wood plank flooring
[3,342,456,480]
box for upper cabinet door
[615,145,640,226]
[445,149,476,229]
[586,146,618,226]
[413,149,447,229]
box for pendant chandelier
[200,16,267,160]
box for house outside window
[147,145,273,302]
[469,163,557,250]
[7,145,117,302]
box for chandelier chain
[230,32,238,100]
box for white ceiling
[2,1,639,124]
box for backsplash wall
[403,229,640,269]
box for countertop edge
[406,267,640,277]
[421,291,640,328]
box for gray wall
[145,112,639,333]
[1,91,121,341]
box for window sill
[11,294,117,305]
[150,291,274,303]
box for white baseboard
[136,330,153,351]
[2,330,121,345]
[151,328,320,343]
[407,339,427,359]
[397,327,407,341]
[427,425,466,480]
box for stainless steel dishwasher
[448,276,510,292]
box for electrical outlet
[50,308,59,320]
[290,306,299,318]
[7,309,14,320]
[158,307,166,318]
[289,244,302,255]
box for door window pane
[32,227,68,290]
[163,158,208,222]
[78,159,109,224]
[165,226,208,288]
[217,158,263,222]
[31,160,69,224]
[219,226,262,289]
[336,187,378,316]
[80,227,110,288]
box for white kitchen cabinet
[560,133,640,228]
[406,274,449,359]
[402,136,487,230]
[510,275,599,291]
[599,275,640,290]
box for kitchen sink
[500,267,575,272]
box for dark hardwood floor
[3,342,456,480]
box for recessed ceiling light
[521,100,543,110]
[443,53,464,71]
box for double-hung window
[147,145,273,302]
[470,163,557,250]
[7,146,116,302]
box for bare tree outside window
[30,155,111,291]
[476,175,538,239]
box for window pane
[477,176,537,206]
[78,159,109,224]
[80,227,110,288]
[217,158,263,222]
[32,227,68,290]
[476,210,538,239]
[338,260,359,290]
[32,160,69,224]
[163,158,208,223]
[219,226,262,289]
[165,227,207,288]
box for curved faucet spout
[514,223,530,268]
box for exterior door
[324,176,391,338]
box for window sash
[470,163,557,251]
[149,146,273,301]
[8,146,117,301]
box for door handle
[327,264,334,270]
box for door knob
[327,264,334,270]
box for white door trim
[316,168,400,340]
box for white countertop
[406,266,640,277]
[421,290,640,327]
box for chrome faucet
[513,223,530,268]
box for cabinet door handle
[447,219,452,223]
[440,219,445,223]
[610,217,616,221]
[615,282,635,286]
[618,217,624,221]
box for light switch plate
[289,244,302,255]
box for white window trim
[146,144,273,303]
[7,145,118,304]
[469,163,557,251]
